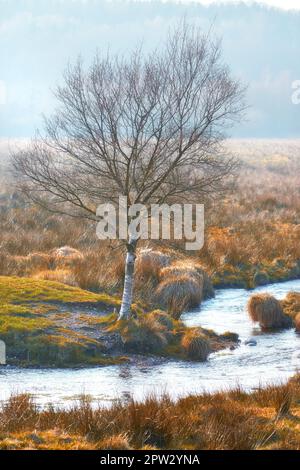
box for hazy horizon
[0,0,300,139]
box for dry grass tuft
[97,434,132,450]
[0,394,38,433]
[119,315,169,354]
[247,293,292,329]
[135,249,171,281]
[154,260,214,318]
[251,382,294,417]
[281,292,300,321]
[181,329,211,361]
[159,261,214,299]
[295,313,300,332]
[70,247,125,292]
[155,275,202,318]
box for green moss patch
[0,276,120,306]
[0,276,125,367]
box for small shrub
[0,394,38,432]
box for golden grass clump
[97,434,132,450]
[51,246,83,259]
[119,315,169,353]
[281,292,300,321]
[2,253,51,276]
[72,248,125,292]
[181,329,211,361]
[247,293,293,330]
[135,249,171,282]
[155,275,202,318]
[26,252,52,271]
[251,382,293,418]
[159,261,214,300]
[295,314,300,332]
[51,246,83,269]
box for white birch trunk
[118,239,137,320]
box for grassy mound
[113,311,238,360]
[0,276,125,366]
[247,293,293,330]
[0,276,238,367]
[117,315,169,354]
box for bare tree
[12,23,245,320]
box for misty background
[0,0,299,138]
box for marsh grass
[1,376,300,450]
[0,142,299,307]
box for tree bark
[118,238,137,320]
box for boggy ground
[1,375,300,450]
[0,276,238,367]
[0,140,299,306]
[0,139,299,366]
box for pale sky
[0,0,299,138]
[163,0,300,10]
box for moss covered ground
[0,276,127,366]
[0,276,238,367]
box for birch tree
[12,23,245,320]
